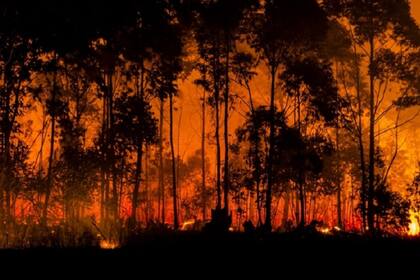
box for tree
[115,91,157,226]
[54,62,98,225]
[148,8,184,229]
[0,8,34,226]
[325,0,420,233]
[408,165,420,230]
[250,0,329,231]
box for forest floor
[0,232,418,276]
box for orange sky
[412,0,420,21]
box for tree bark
[201,89,207,221]
[214,56,222,211]
[42,74,57,227]
[367,35,375,233]
[223,35,230,213]
[131,143,143,224]
[336,98,343,229]
[159,97,165,224]
[265,65,277,231]
[169,94,179,229]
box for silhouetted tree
[325,0,420,233]
[250,0,329,231]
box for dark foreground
[0,232,419,276]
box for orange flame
[408,212,420,236]
[100,240,119,250]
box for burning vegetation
[0,0,418,248]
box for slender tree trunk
[337,183,342,228]
[131,63,146,225]
[294,190,300,226]
[176,108,182,220]
[43,75,57,227]
[223,35,230,213]
[201,89,207,221]
[356,66,367,231]
[350,36,367,231]
[118,159,124,219]
[336,105,342,229]
[159,97,165,224]
[265,65,276,231]
[215,65,222,211]
[145,145,150,223]
[298,181,305,228]
[334,61,343,229]
[256,181,262,226]
[100,91,106,225]
[297,93,305,228]
[131,143,143,224]
[367,35,375,233]
[169,94,179,229]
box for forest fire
[0,0,418,256]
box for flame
[181,220,196,231]
[316,225,331,234]
[100,240,119,250]
[319,227,330,234]
[408,212,420,236]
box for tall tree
[326,0,420,233]
[250,0,328,231]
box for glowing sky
[413,0,420,22]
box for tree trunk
[334,61,343,229]
[100,87,106,224]
[336,106,343,229]
[265,65,276,231]
[215,64,222,211]
[223,35,230,213]
[131,143,143,224]
[367,35,375,233]
[42,74,57,227]
[297,93,305,228]
[145,145,150,223]
[337,185,342,228]
[108,72,118,222]
[294,190,300,226]
[159,97,165,224]
[201,89,207,221]
[169,94,179,229]
[256,181,262,226]
[299,180,305,228]
[356,65,367,231]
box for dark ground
[0,232,418,277]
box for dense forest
[0,0,419,248]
